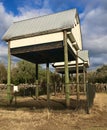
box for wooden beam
[11,41,63,54]
[35,63,39,99]
[83,63,86,94]
[61,74,64,94]
[46,63,50,107]
[63,30,70,108]
[7,41,12,104]
[76,50,79,100]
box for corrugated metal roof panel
[2,9,77,41]
[78,50,89,62]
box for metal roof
[78,50,89,62]
[2,9,77,41]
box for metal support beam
[63,30,70,108]
[35,63,39,99]
[76,50,79,100]
[7,41,12,104]
[46,63,50,107]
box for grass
[0,89,107,130]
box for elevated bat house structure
[3,9,85,107]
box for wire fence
[0,83,106,112]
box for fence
[0,83,99,113]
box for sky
[0,0,107,70]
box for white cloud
[0,1,52,65]
[14,7,52,22]
[0,44,7,56]
[0,44,8,64]
[1,0,107,70]
[0,2,13,64]
[0,3,13,36]
[14,0,53,21]
[81,1,107,69]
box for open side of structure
[52,50,90,99]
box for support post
[63,30,70,108]
[46,63,50,107]
[83,64,86,94]
[76,50,79,100]
[35,64,39,99]
[7,41,12,104]
[54,69,57,96]
[61,74,64,94]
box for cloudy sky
[0,0,107,70]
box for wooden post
[83,63,86,94]
[54,69,57,96]
[63,30,70,108]
[86,83,90,114]
[35,64,39,99]
[46,63,50,107]
[61,74,64,94]
[7,41,12,104]
[76,50,79,100]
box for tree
[11,60,47,85]
[0,63,7,83]
[86,65,107,83]
[11,60,35,84]
[50,72,62,94]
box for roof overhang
[52,50,90,73]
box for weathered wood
[83,64,86,93]
[11,41,63,54]
[55,66,84,74]
[46,63,50,108]
[61,74,65,94]
[10,40,75,64]
[76,51,79,100]
[35,64,39,99]
[7,41,12,104]
[63,30,70,108]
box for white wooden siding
[10,32,63,48]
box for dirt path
[0,93,107,130]
[76,93,107,130]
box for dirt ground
[0,93,107,130]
